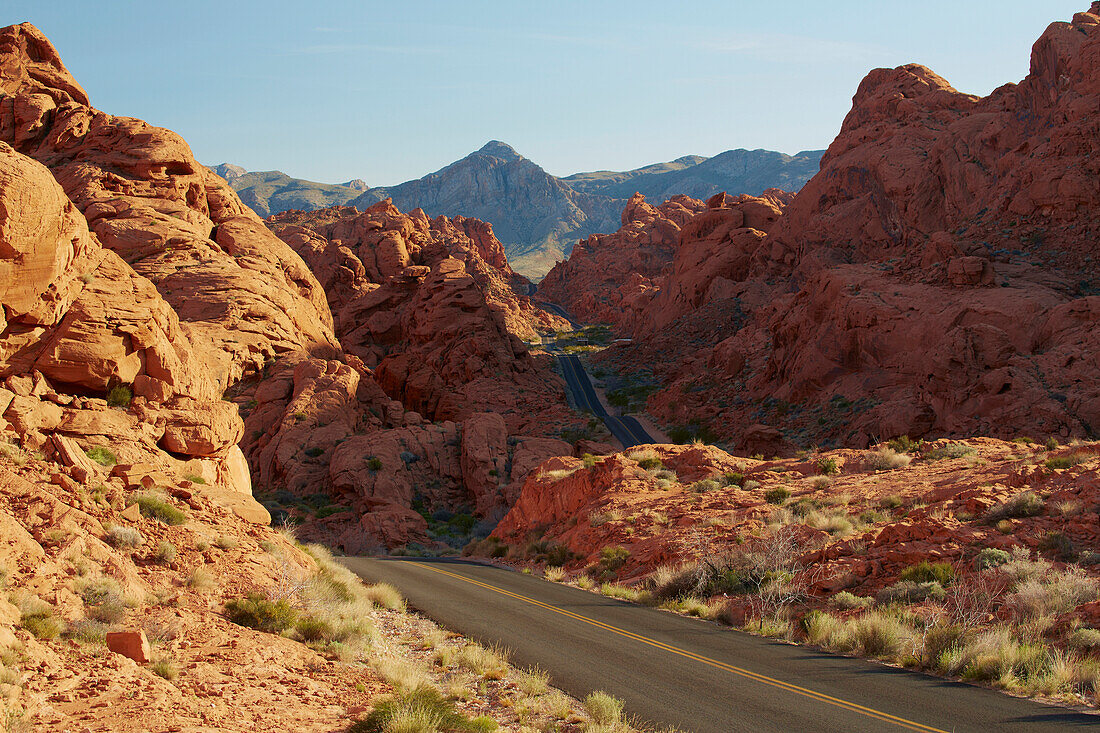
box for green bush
[1045,453,1088,470]
[347,686,497,733]
[817,457,839,475]
[295,616,334,642]
[599,546,630,574]
[887,435,918,453]
[877,581,945,605]
[690,478,720,493]
[975,547,1011,570]
[636,456,662,470]
[582,453,598,468]
[764,486,790,505]
[899,561,956,586]
[366,456,383,471]
[722,472,744,487]
[130,494,187,525]
[928,442,976,460]
[106,384,133,408]
[85,446,117,467]
[224,594,298,633]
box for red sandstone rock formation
[590,6,1100,448]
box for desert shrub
[20,598,62,640]
[743,479,761,491]
[347,686,497,733]
[887,436,918,453]
[817,457,839,475]
[129,494,187,525]
[1038,531,1076,561]
[1045,436,1060,451]
[831,591,872,610]
[928,442,977,460]
[922,623,966,667]
[950,626,1050,683]
[295,616,334,642]
[878,495,904,510]
[152,541,177,564]
[366,456,383,471]
[214,535,239,550]
[899,561,956,586]
[65,618,112,644]
[723,472,744,487]
[764,486,790,505]
[635,456,662,470]
[803,510,854,536]
[516,666,549,697]
[224,594,298,633]
[184,474,207,484]
[106,384,132,408]
[150,656,178,680]
[583,691,624,725]
[104,524,143,548]
[841,611,911,658]
[187,567,215,590]
[808,475,832,490]
[1045,452,1089,470]
[362,582,404,610]
[876,580,945,605]
[598,546,630,574]
[690,478,720,493]
[1069,628,1100,651]
[523,541,576,566]
[863,448,912,471]
[1006,567,1099,619]
[543,566,566,583]
[984,491,1044,522]
[803,610,845,646]
[455,643,509,679]
[975,547,1011,570]
[85,446,117,467]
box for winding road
[342,557,1098,733]
[558,353,655,449]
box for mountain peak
[475,140,522,161]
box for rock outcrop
[568,6,1100,448]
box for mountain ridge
[214,143,823,277]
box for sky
[5,1,1087,186]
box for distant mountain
[212,167,363,217]
[564,149,824,203]
[213,143,822,278]
[347,141,621,277]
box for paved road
[558,354,655,448]
[343,558,1098,733]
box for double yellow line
[411,562,947,733]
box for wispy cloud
[292,43,444,56]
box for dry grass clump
[104,523,144,549]
[543,566,566,582]
[153,541,177,564]
[985,491,1044,522]
[347,685,497,733]
[129,493,187,525]
[863,448,913,471]
[186,567,216,590]
[454,642,509,680]
[361,582,405,611]
[540,467,580,482]
[583,690,624,726]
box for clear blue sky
[5,1,1086,185]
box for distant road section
[342,557,1098,733]
[558,354,655,448]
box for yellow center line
[409,561,947,733]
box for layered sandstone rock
[587,6,1100,448]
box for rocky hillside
[546,4,1100,452]
[212,168,366,217]
[216,143,822,278]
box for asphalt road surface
[557,354,655,448]
[343,557,1100,733]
